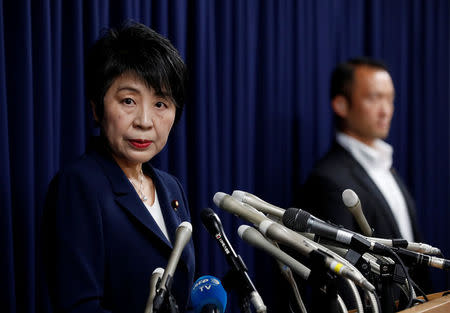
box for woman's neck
[111,155,143,180]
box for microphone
[341,189,442,255]
[393,247,450,270]
[238,226,309,313]
[144,267,164,313]
[282,207,390,256]
[200,208,266,313]
[153,221,193,311]
[310,235,404,277]
[258,218,374,291]
[191,276,227,313]
[238,225,311,280]
[365,237,442,255]
[232,190,285,218]
[342,189,373,236]
[213,192,374,291]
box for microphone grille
[200,208,222,236]
[231,190,247,202]
[201,208,215,223]
[238,225,251,238]
[152,267,164,275]
[282,208,310,231]
[178,221,192,232]
[342,189,358,207]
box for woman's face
[97,72,176,168]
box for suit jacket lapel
[350,165,402,236]
[390,168,422,241]
[334,143,403,237]
[144,164,192,273]
[143,163,183,245]
[115,192,174,248]
[91,148,174,248]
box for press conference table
[347,291,450,313]
[398,291,450,313]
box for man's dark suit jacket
[294,141,432,293]
[43,139,195,313]
[295,141,422,240]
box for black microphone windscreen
[201,208,221,236]
[282,208,310,231]
[201,208,215,223]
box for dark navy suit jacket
[43,141,195,312]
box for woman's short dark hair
[85,21,187,123]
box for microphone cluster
[208,189,448,313]
[144,189,447,312]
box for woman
[43,22,195,312]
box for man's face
[343,66,395,146]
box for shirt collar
[336,132,393,170]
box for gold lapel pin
[171,200,179,211]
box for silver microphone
[342,189,373,236]
[365,237,442,255]
[238,225,308,313]
[232,190,285,218]
[238,225,311,280]
[144,267,164,313]
[153,221,192,311]
[159,221,192,291]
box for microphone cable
[272,244,307,313]
[336,295,348,313]
[367,289,382,313]
[384,248,416,308]
[409,279,429,302]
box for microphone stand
[152,290,179,313]
[222,268,252,313]
[378,260,408,313]
[308,265,341,313]
[314,234,408,313]
[338,247,384,313]
[362,253,406,313]
[313,237,375,312]
[152,276,180,313]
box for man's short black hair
[330,57,390,130]
[330,57,389,101]
[85,21,187,123]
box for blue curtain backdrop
[1,0,449,312]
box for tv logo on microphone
[215,233,230,255]
[193,277,221,292]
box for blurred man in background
[295,57,431,294]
